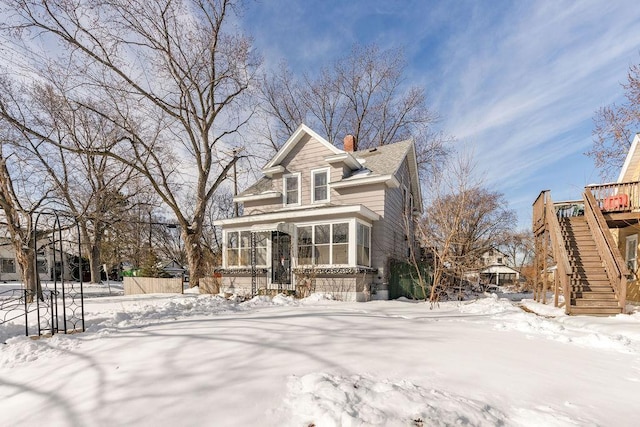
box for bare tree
[1,0,261,287]
[500,230,534,271]
[258,44,450,177]
[589,62,640,179]
[418,154,515,302]
[0,128,53,298]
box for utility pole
[233,148,239,217]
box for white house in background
[479,248,520,286]
[214,123,422,301]
[0,238,73,282]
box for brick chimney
[343,134,356,152]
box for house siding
[282,134,337,206]
[613,225,640,303]
[333,184,385,214]
[384,160,414,259]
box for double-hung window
[311,169,329,203]
[356,223,371,267]
[626,234,638,279]
[283,173,300,206]
[1,258,15,273]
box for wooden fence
[124,277,184,295]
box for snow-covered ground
[1,284,640,426]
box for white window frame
[295,221,350,267]
[224,230,270,268]
[626,234,638,279]
[356,220,372,267]
[283,172,301,206]
[311,168,330,204]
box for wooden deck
[587,181,640,227]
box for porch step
[571,292,617,300]
[558,215,622,317]
[572,297,618,306]
[571,282,614,291]
[569,306,622,316]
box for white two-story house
[215,124,422,301]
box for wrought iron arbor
[0,210,85,337]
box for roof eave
[233,191,281,203]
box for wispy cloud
[242,0,640,227]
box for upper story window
[311,168,329,203]
[283,173,300,206]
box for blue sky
[241,0,640,228]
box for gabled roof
[237,176,273,198]
[354,139,412,175]
[617,133,640,183]
[262,123,358,174]
[239,124,422,209]
[352,139,422,211]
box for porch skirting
[214,270,376,302]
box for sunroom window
[297,223,349,265]
[226,231,268,267]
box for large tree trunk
[89,243,102,284]
[14,245,40,302]
[183,231,204,288]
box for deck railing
[587,181,640,213]
[553,200,584,218]
[583,188,627,309]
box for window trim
[1,258,16,274]
[224,230,269,268]
[283,172,301,206]
[356,220,372,268]
[626,234,638,279]
[310,167,330,204]
[296,221,350,267]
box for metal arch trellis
[31,210,85,336]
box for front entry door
[272,231,291,287]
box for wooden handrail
[533,190,548,234]
[544,192,572,313]
[583,188,627,310]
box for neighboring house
[215,124,422,301]
[478,248,520,286]
[0,238,73,282]
[533,133,640,315]
[162,260,186,278]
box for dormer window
[283,173,300,206]
[311,168,329,203]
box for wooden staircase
[560,216,623,315]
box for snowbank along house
[533,133,640,315]
[215,124,422,301]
